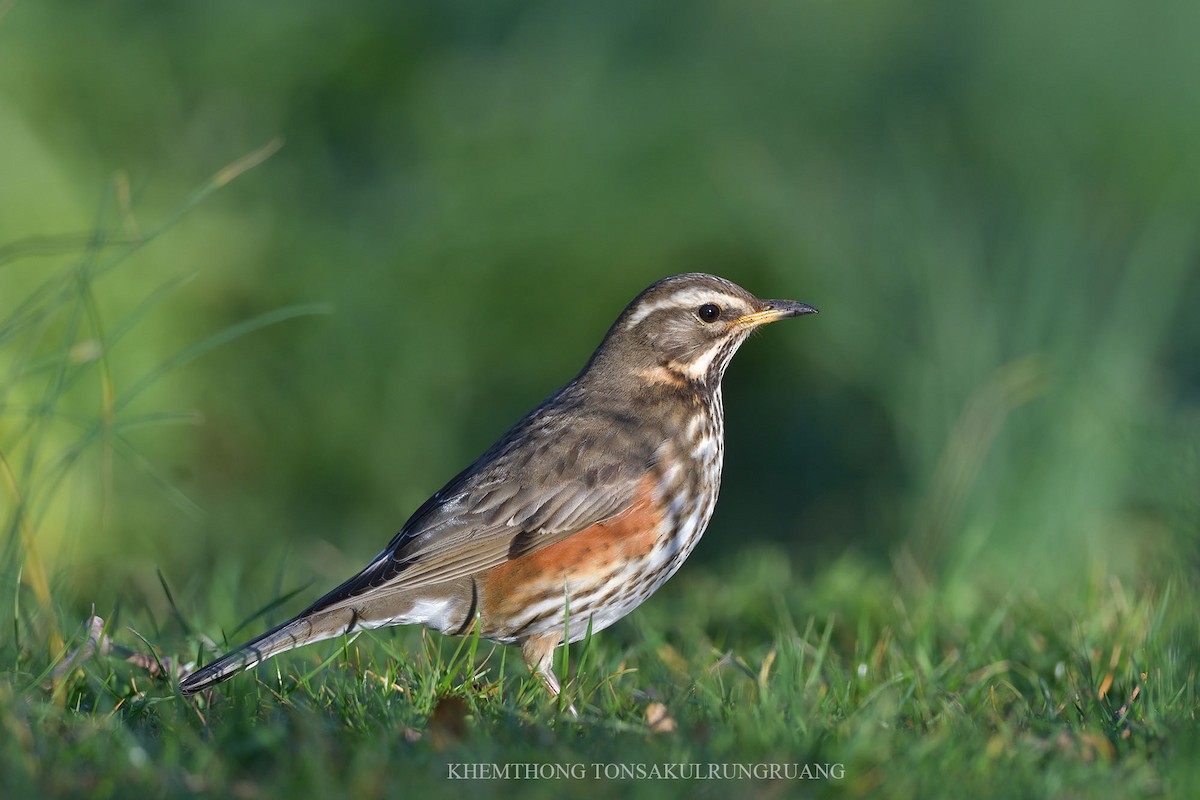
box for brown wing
[293,387,658,615]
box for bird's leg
[521,633,577,717]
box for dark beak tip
[768,300,818,317]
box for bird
[179,273,817,712]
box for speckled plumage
[180,273,816,710]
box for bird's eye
[697,303,721,323]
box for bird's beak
[733,299,819,329]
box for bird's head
[584,273,817,390]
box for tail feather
[179,608,352,694]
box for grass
[1,548,1197,799]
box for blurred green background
[2,0,1198,631]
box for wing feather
[293,391,659,615]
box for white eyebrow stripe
[623,288,747,329]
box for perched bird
[180,273,816,711]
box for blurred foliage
[1,0,1199,633]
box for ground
[1,545,1194,799]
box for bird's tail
[179,607,354,694]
